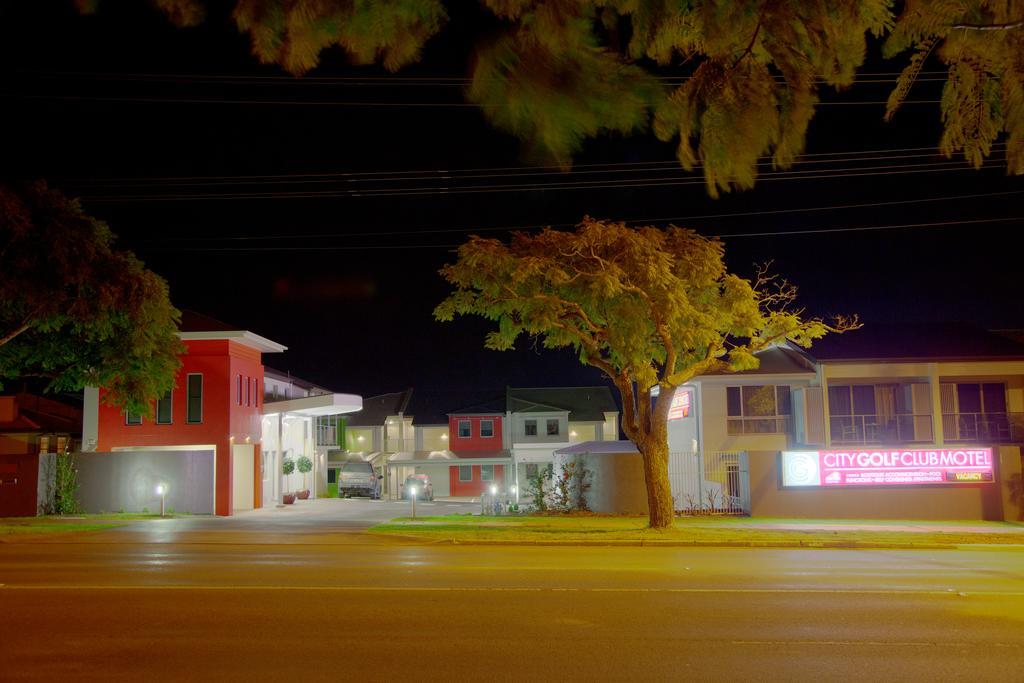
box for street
[1,505,1023,681]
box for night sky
[4,2,1023,398]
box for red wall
[448,464,504,497]
[448,415,503,452]
[95,339,265,516]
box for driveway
[81,497,479,544]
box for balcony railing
[830,414,933,445]
[727,416,792,435]
[943,412,1024,444]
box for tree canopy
[75,0,1024,195]
[0,181,183,413]
[435,217,857,527]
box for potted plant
[282,457,296,504]
[296,455,313,499]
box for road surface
[1,506,1022,681]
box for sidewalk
[370,514,1024,549]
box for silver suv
[338,461,376,498]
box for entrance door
[232,444,255,511]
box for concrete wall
[747,447,1023,521]
[552,451,649,515]
[76,449,215,515]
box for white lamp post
[156,483,167,517]
[409,485,417,519]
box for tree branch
[731,19,762,69]
[951,19,1023,31]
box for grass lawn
[0,512,171,536]
[369,514,1024,546]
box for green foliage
[437,217,854,526]
[884,0,1024,174]
[296,455,313,473]
[552,457,592,512]
[233,0,447,74]
[282,457,296,476]
[525,463,553,511]
[72,1,1024,189]
[0,181,183,414]
[467,3,661,168]
[53,451,82,515]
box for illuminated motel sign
[668,388,692,420]
[780,448,995,487]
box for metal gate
[668,451,749,515]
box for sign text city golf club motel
[781,448,994,487]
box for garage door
[232,444,255,511]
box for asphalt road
[2,505,1022,681]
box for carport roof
[263,393,362,416]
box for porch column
[928,363,945,445]
[277,412,285,503]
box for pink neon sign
[668,389,691,420]
[781,448,994,487]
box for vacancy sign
[781,448,995,487]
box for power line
[1,92,943,108]
[135,189,1024,243]
[64,143,990,183]
[140,215,1024,252]
[80,158,1004,201]
[74,149,992,190]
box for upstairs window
[524,419,537,436]
[125,411,142,426]
[546,419,560,436]
[480,420,494,438]
[727,385,791,434]
[187,374,203,424]
[236,374,242,406]
[246,376,251,407]
[156,391,172,424]
[458,420,471,438]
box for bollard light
[156,483,167,517]
[409,485,417,519]
[490,485,498,496]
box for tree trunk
[638,438,674,529]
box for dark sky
[4,1,1023,398]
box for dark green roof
[507,387,617,422]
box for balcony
[943,412,1024,444]
[726,416,792,435]
[830,414,933,445]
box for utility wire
[64,143,994,183]
[135,188,1024,243]
[80,158,1003,201]
[140,216,1024,252]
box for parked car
[401,474,434,501]
[338,461,376,498]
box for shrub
[282,458,295,476]
[53,451,81,515]
[525,463,553,512]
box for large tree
[74,0,1024,194]
[435,218,856,528]
[0,181,183,413]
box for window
[458,420,471,438]
[125,411,142,425]
[246,376,251,407]
[254,379,259,407]
[459,465,472,481]
[480,464,494,481]
[480,419,494,438]
[156,391,172,424]
[546,419,559,436]
[524,419,537,436]
[236,374,242,406]
[829,384,919,443]
[944,382,1010,442]
[726,385,791,434]
[525,463,539,479]
[186,374,203,424]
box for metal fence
[668,451,748,515]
